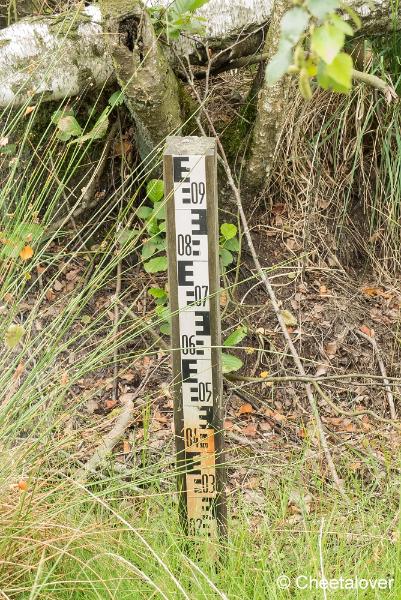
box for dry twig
[356,329,397,420]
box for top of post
[164,136,216,156]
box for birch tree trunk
[0,0,399,182]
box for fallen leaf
[259,371,269,379]
[220,290,228,307]
[5,324,25,349]
[24,106,36,116]
[0,137,9,146]
[19,245,33,261]
[66,269,79,282]
[46,289,56,302]
[325,341,337,358]
[280,309,297,327]
[113,139,132,157]
[105,399,117,410]
[238,403,254,416]
[224,419,233,430]
[360,325,373,337]
[13,362,24,379]
[60,371,69,386]
[123,440,131,454]
[315,364,328,377]
[18,480,28,491]
[242,423,257,437]
[260,421,272,432]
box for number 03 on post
[164,136,227,541]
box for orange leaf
[105,399,117,410]
[19,245,33,261]
[360,325,373,337]
[18,480,28,491]
[238,403,254,415]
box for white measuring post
[164,136,227,541]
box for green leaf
[281,7,309,45]
[141,242,157,260]
[143,256,168,273]
[171,0,209,15]
[159,322,171,336]
[330,13,353,35]
[136,206,153,219]
[220,223,237,240]
[222,353,243,374]
[146,220,160,235]
[317,54,352,92]
[158,221,167,233]
[148,287,167,299]
[266,39,293,86]
[152,202,166,220]
[117,228,139,246]
[68,114,109,145]
[223,237,239,252]
[155,305,170,320]
[311,24,344,64]
[219,248,234,266]
[5,324,25,349]
[56,115,82,140]
[223,325,247,347]
[51,108,74,125]
[0,223,44,258]
[325,52,353,88]
[108,90,125,107]
[154,236,166,250]
[146,179,164,203]
[306,0,339,20]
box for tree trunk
[242,0,292,194]
[100,0,182,168]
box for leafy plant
[221,325,247,373]
[51,90,125,144]
[219,222,240,268]
[136,179,168,273]
[266,0,361,98]
[0,222,44,260]
[148,287,171,335]
[149,0,209,40]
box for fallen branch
[185,52,398,101]
[76,367,153,480]
[356,329,397,420]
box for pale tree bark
[0,0,398,107]
[0,0,399,174]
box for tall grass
[0,15,401,600]
[272,32,401,274]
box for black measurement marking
[185,451,201,475]
[182,359,198,383]
[198,406,214,429]
[191,209,207,235]
[178,261,194,286]
[173,156,190,182]
[194,311,211,336]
